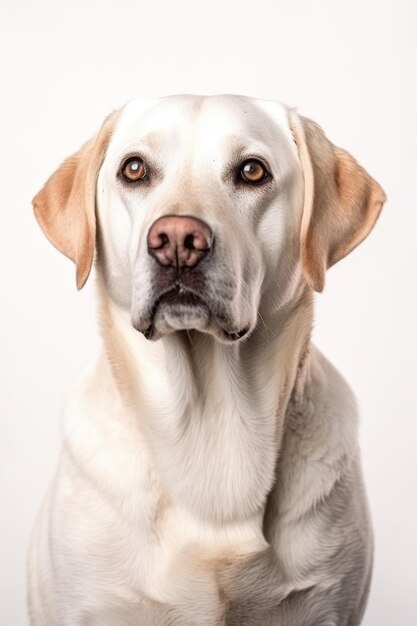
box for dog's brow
[115,137,166,169]
[221,143,275,184]
[222,135,275,160]
[137,131,164,151]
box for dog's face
[96,96,303,342]
[33,95,386,344]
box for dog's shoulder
[275,345,359,522]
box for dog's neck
[96,275,313,525]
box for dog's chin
[150,299,211,340]
[134,291,251,344]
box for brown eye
[240,159,268,184]
[122,157,146,182]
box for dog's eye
[240,159,268,184]
[121,157,146,182]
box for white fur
[28,96,371,625]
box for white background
[1,1,416,624]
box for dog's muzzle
[132,215,250,343]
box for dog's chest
[60,405,268,617]
[55,354,286,618]
[52,458,268,625]
[84,461,266,602]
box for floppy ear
[33,111,118,289]
[289,111,386,292]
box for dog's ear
[289,111,386,292]
[33,111,118,289]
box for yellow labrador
[29,95,385,625]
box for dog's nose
[147,215,213,269]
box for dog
[28,95,386,625]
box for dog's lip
[138,283,250,342]
[140,284,209,339]
[221,326,250,341]
[154,285,207,309]
[150,283,209,318]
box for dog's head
[34,95,385,343]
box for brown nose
[147,215,213,269]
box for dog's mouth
[153,285,205,311]
[138,283,250,343]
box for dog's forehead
[109,95,293,156]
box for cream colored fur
[29,95,385,625]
